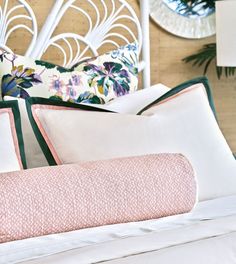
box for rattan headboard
[0,0,150,88]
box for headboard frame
[0,0,151,88]
[0,0,37,55]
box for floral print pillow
[0,43,138,104]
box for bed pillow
[0,101,26,172]
[6,97,111,168]
[82,83,170,114]
[25,77,217,166]
[0,42,138,104]
[26,82,236,201]
[4,83,169,168]
[4,96,49,169]
[0,153,197,243]
[138,76,217,116]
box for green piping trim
[26,97,116,112]
[26,97,114,166]
[137,76,217,118]
[0,100,27,169]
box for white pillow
[0,101,26,172]
[4,84,169,168]
[27,83,236,201]
[82,83,170,114]
[4,96,49,169]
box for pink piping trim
[0,109,23,170]
[152,84,207,108]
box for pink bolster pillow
[0,154,197,243]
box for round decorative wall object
[149,0,216,39]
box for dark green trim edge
[0,100,27,169]
[26,97,115,166]
[137,76,217,117]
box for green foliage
[35,60,56,69]
[1,66,42,98]
[35,60,73,73]
[49,95,63,101]
[76,91,105,104]
[56,66,73,73]
[83,62,130,97]
[179,0,215,9]
[169,0,216,16]
[183,43,236,79]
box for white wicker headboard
[0,0,150,88]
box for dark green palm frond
[183,43,236,79]
[179,0,216,9]
[170,0,216,16]
[202,0,216,9]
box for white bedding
[1,195,236,264]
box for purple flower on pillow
[50,76,64,91]
[50,74,83,101]
[71,74,81,86]
[1,65,42,98]
[83,61,131,97]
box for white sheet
[1,195,236,264]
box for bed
[0,1,236,263]
[0,195,236,264]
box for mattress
[1,195,236,264]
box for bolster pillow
[0,154,197,243]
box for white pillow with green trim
[0,101,26,172]
[27,82,236,200]
[4,83,169,168]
